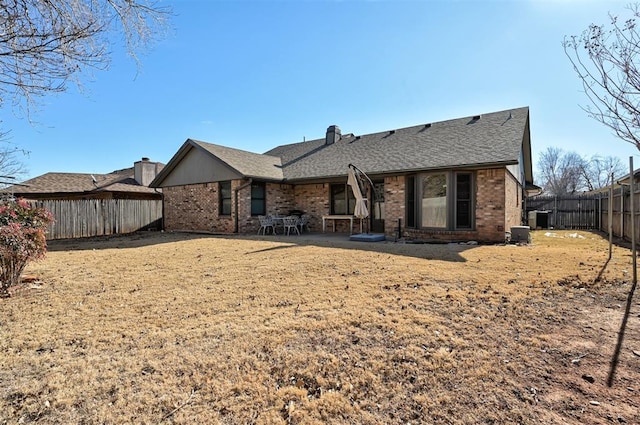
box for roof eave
[281,160,520,184]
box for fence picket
[526,194,600,230]
[28,199,162,240]
[527,188,640,242]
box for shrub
[0,199,53,297]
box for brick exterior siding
[294,183,330,232]
[162,167,522,242]
[504,170,523,232]
[163,183,234,233]
[384,176,405,237]
[399,168,518,243]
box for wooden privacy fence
[29,199,163,240]
[525,194,600,230]
[599,186,640,243]
[526,188,640,243]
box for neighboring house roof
[615,168,640,185]
[583,167,640,194]
[7,166,162,197]
[151,107,533,187]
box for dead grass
[0,230,638,424]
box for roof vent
[423,123,432,129]
[389,130,395,135]
[473,114,481,120]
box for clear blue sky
[4,0,639,181]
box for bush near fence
[28,199,162,239]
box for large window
[330,183,356,215]
[219,181,232,216]
[408,172,474,230]
[251,182,266,216]
[421,173,448,228]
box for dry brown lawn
[0,230,638,424]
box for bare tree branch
[581,154,626,191]
[0,0,170,113]
[0,132,29,185]
[538,147,624,195]
[0,0,170,174]
[537,147,588,195]
[564,4,640,151]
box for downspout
[234,178,253,233]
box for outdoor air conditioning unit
[510,225,531,243]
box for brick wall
[402,168,510,243]
[163,181,294,234]
[294,183,330,232]
[504,170,523,231]
[237,182,296,233]
[163,183,234,233]
[384,175,405,237]
[474,168,506,242]
[236,181,253,233]
[162,168,517,242]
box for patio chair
[257,215,276,235]
[282,215,300,236]
[298,214,311,233]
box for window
[412,172,474,230]
[251,182,266,216]
[421,173,448,228]
[406,175,416,228]
[219,181,232,216]
[330,183,356,215]
[455,173,472,229]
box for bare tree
[0,0,169,178]
[581,154,626,191]
[0,0,170,112]
[537,147,588,195]
[564,4,640,151]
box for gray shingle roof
[8,167,162,195]
[191,140,283,180]
[265,107,530,181]
[152,106,531,187]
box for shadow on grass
[43,230,498,262]
[45,231,211,252]
[607,274,638,387]
[594,257,611,284]
[572,230,639,387]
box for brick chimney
[325,125,341,145]
[134,157,162,187]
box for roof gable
[150,139,283,187]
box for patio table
[321,215,354,235]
